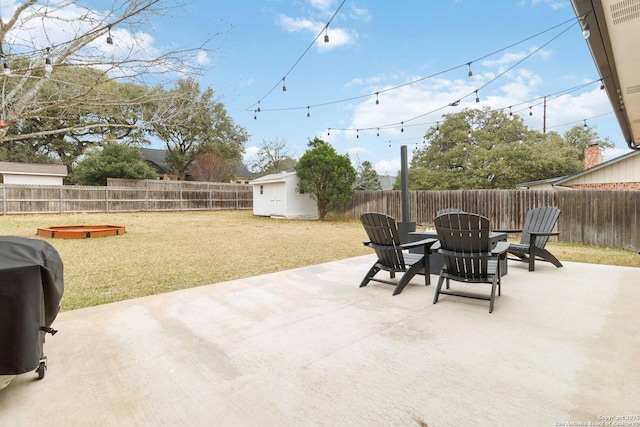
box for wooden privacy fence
[1,179,252,215]
[339,189,640,250]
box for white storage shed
[0,162,67,185]
[250,172,318,219]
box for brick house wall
[571,182,640,190]
[584,143,602,169]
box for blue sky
[29,0,630,174]
[170,0,625,175]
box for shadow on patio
[1,256,638,426]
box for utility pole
[543,96,547,135]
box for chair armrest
[493,228,522,234]
[529,231,560,237]
[491,241,510,257]
[400,238,438,251]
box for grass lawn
[1,210,638,311]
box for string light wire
[251,14,581,115]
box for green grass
[0,210,637,311]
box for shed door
[269,183,284,215]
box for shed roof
[249,171,297,185]
[0,161,67,177]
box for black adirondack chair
[496,206,563,272]
[432,212,509,313]
[360,213,437,295]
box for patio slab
[1,256,639,426]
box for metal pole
[401,145,410,222]
[397,145,415,243]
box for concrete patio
[1,255,639,426]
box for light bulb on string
[306,106,310,118]
[529,106,533,116]
[508,107,514,120]
[282,77,286,92]
[583,119,587,129]
[435,122,440,136]
[467,128,472,139]
[254,110,257,120]
[467,62,473,77]
[107,25,113,45]
[600,80,605,90]
[44,48,53,74]
[401,122,404,133]
[581,21,590,39]
[327,128,331,136]
[257,101,261,112]
[2,56,10,76]
[375,92,379,105]
[324,26,329,43]
[356,129,359,139]
[376,128,380,137]
[475,90,480,103]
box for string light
[581,21,590,39]
[401,122,404,132]
[306,106,310,117]
[508,107,514,120]
[324,26,329,43]
[2,58,10,76]
[282,77,286,92]
[356,129,359,139]
[467,62,473,77]
[375,92,379,105]
[376,128,380,137]
[327,128,331,136]
[44,48,53,74]
[583,119,587,128]
[529,106,533,116]
[475,90,480,103]
[106,25,113,45]
[436,122,440,135]
[600,80,605,90]
[467,128,472,139]
[249,14,578,113]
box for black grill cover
[0,237,64,375]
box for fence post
[2,184,6,215]
[145,180,149,212]
[59,186,64,214]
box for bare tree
[0,0,218,145]
[251,137,297,176]
[190,152,232,182]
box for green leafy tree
[563,125,615,162]
[354,159,382,190]
[295,138,356,221]
[71,142,156,185]
[410,108,582,189]
[147,78,248,180]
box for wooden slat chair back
[360,213,437,295]
[361,213,405,271]
[435,208,465,217]
[436,213,491,281]
[433,212,509,313]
